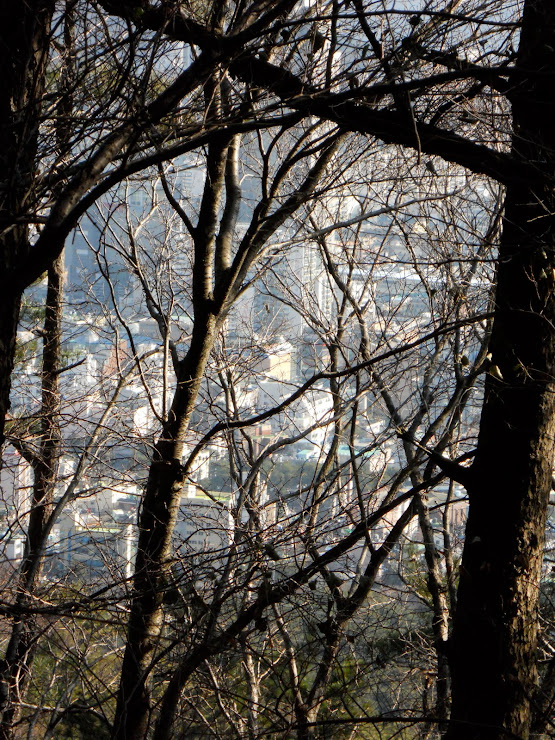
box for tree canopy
[1,2,554,739]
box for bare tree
[75,131,491,740]
[109,2,552,736]
[2,2,555,740]
[0,0,301,443]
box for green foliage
[24,613,120,738]
[14,336,39,367]
[55,709,110,739]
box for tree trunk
[0,253,63,739]
[0,295,22,447]
[446,3,555,737]
[0,0,53,444]
[112,314,218,740]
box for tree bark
[445,3,555,737]
[112,312,218,740]
[0,0,54,444]
[0,253,63,739]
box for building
[174,485,234,564]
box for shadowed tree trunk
[0,254,63,739]
[445,2,555,738]
[0,0,54,445]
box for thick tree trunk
[0,0,53,444]
[446,3,555,738]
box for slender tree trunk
[0,296,22,447]
[0,253,63,738]
[416,496,451,729]
[112,314,218,740]
[446,3,555,737]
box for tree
[1,2,555,740]
[123,3,550,737]
[0,0,301,444]
[88,133,492,740]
